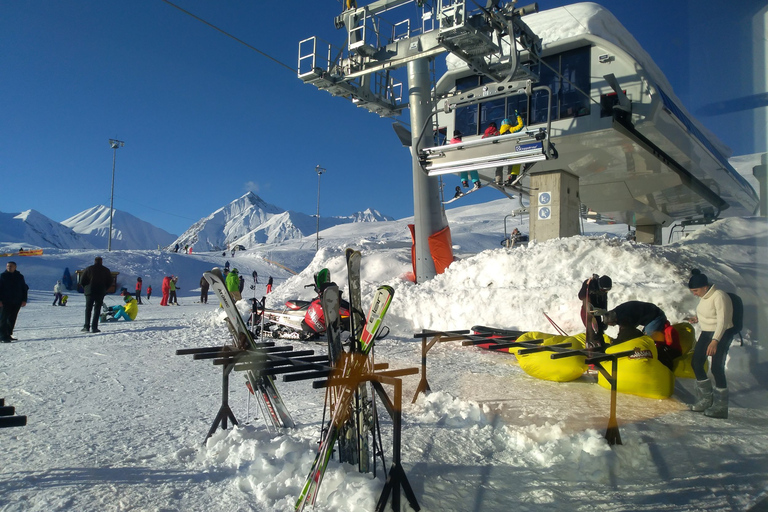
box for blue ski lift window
[531,46,591,125]
[453,46,591,134]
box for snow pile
[1,215,767,511]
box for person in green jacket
[169,276,179,305]
[226,268,241,301]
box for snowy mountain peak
[62,206,176,250]
[0,209,93,250]
[172,194,394,252]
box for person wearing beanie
[687,269,734,419]
[578,274,612,347]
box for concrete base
[636,224,662,245]
[529,170,581,242]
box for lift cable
[160,0,296,74]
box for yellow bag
[671,323,705,378]
[511,331,556,354]
[596,335,674,399]
[515,333,587,382]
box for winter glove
[591,308,608,317]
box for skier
[53,280,64,306]
[482,121,500,138]
[686,269,735,419]
[238,274,245,294]
[160,276,171,306]
[266,276,273,294]
[499,112,524,135]
[146,285,152,302]
[499,112,526,184]
[199,274,209,304]
[0,261,29,343]
[102,295,139,322]
[174,243,179,253]
[450,130,479,189]
[226,268,241,301]
[169,276,179,305]
[135,277,143,305]
[80,256,112,333]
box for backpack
[727,292,744,345]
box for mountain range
[0,192,394,252]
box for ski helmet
[314,268,330,289]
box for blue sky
[1,1,764,236]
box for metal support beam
[408,58,447,282]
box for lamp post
[314,165,326,252]
[108,139,125,251]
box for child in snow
[102,295,139,322]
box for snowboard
[204,269,295,429]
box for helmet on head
[314,268,330,289]
[598,275,612,291]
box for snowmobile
[260,270,351,341]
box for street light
[314,165,326,252]
[108,139,125,251]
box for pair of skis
[203,269,295,430]
[295,250,394,511]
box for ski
[443,183,481,204]
[345,248,373,473]
[321,284,344,366]
[295,284,394,511]
[320,282,357,464]
[204,269,295,429]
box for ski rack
[411,329,522,403]
[176,341,321,442]
[0,398,27,429]
[288,355,421,512]
[413,329,638,446]
[177,339,423,511]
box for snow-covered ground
[2,205,767,511]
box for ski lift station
[298,1,760,282]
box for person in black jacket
[594,300,667,342]
[80,257,113,333]
[578,274,612,332]
[0,261,29,342]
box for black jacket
[0,270,29,304]
[613,301,665,327]
[578,279,608,310]
[81,262,113,296]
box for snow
[2,203,767,511]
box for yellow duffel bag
[596,335,674,399]
[515,333,587,382]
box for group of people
[173,243,194,254]
[580,269,737,419]
[160,275,180,306]
[2,256,278,341]
[450,112,527,195]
